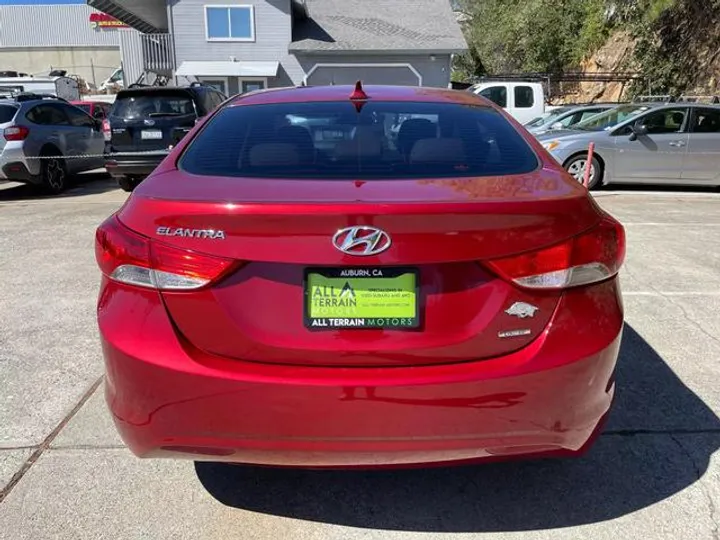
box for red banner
[89,13,128,29]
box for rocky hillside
[561,32,636,103]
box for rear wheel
[118,176,140,193]
[565,154,602,190]
[40,155,67,195]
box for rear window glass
[75,104,91,114]
[0,105,17,123]
[111,91,195,120]
[180,101,539,179]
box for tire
[40,154,67,195]
[118,176,140,193]
[565,154,602,190]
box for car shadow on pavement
[0,173,117,202]
[194,324,720,532]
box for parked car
[467,81,545,123]
[71,100,111,121]
[537,102,720,189]
[0,93,105,193]
[95,83,626,467]
[103,83,227,192]
[524,107,574,130]
[526,104,616,135]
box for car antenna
[349,80,368,112]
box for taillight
[486,215,625,289]
[102,119,111,142]
[95,216,235,290]
[3,125,29,141]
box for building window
[205,5,255,41]
[199,78,229,95]
[241,80,265,94]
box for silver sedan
[525,104,615,135]
[537,102,720,188]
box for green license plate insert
[304,267,419,330]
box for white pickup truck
[468,81,546,124]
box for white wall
[0,48,120,86]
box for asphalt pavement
[0,176,718,540]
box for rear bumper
[99,279,623,467]
[104,152,167,179]
[0,146,40,183]
[1,161,39,184]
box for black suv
[104,83,227,192]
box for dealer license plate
[141,130,163,140]
[304,267,419,330]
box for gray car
[537,102,720,189]
[0,94,105,194]
[525,104,615,135]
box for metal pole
[90,57,97,88]
[583,142,596,188]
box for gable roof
[290,0,467,54]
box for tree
[455,0,612,78]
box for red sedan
[95,83,625,467]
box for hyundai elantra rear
[95,84,625,467]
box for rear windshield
[0,104,17,124]
[75,104,91,114]
[180,101,539,179]
[111,91,195,120]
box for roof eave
[289,46,468,55]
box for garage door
[306,65,421,86]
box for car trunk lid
[116,170,602,367]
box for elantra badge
[505,302,539,319]
[156,227,225,240]
[333,226,391,256]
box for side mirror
[629,124,648,141]
[550,122,564,130]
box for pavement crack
[669,434,720,540]
[49,444,126,451]
[635,280,720,348]
[659,291,720,348]
[0,376,103,504]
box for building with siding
[87,0,467,94]
[0,0,121,86]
